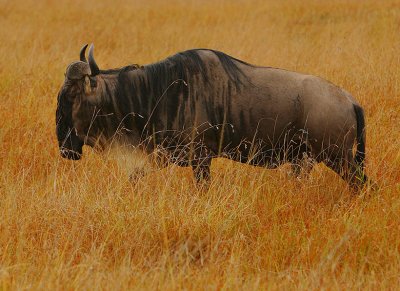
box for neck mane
[98,49,249,145]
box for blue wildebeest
[56,44,369,190]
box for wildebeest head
[56,44,103,160]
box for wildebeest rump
[56,44,369,189]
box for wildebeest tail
[353,104,366,170]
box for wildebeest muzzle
[60,146,82,160]
[58,128,84,160]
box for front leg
[192,158,212,186]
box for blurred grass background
[0,0,400,289]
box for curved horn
[88,44,100,76]
[79,44,88,62]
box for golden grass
[1,0,400,289]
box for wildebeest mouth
[60,147,82,160]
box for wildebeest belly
[203,118,306,168]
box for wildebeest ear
[84,75,92,95]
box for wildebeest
[56,44,369,189]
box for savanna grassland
[1,0,400,289]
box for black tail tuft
[353,104,366,175]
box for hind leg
[325,151,367,192]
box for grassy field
[1,0,400,289]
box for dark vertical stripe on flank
[92,49,252,146]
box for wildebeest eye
[61,81,83,101]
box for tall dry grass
[1,0,400,289]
